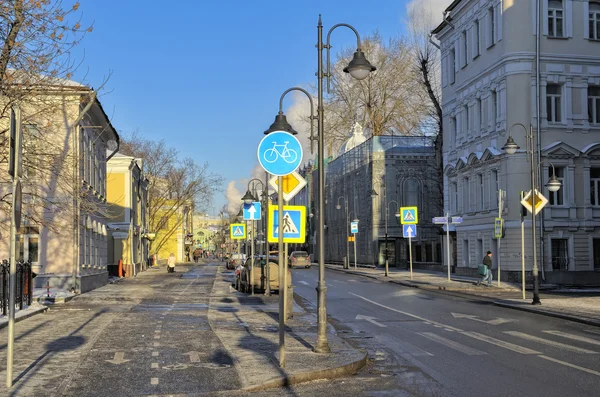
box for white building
[433,0,600,284]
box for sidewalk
[324,263,600,327]
[208,267,367,391]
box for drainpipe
[535,0,545,280]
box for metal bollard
[286,285,294,320]
[46,280,50,298]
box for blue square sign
[243,202,261,220]
[403,225,417,238]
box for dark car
[289,251,311,268]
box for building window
[451,116,457,143]
[488,7,495,47]
[591,168,600,206]
[463,177,470,211]
[403,178,420,207]
[449,49,456,84]
[589,2,600,40]
[589,86,600,124]
[478,97,484,131]
[463,239,470,266]
[548,0,564,38]
[551,238,569,270]
[593,239,600,270]
[474,20,480,57]
[463,105,469,135]
[22,124,40,179]
[546,84,562,123]
[491,90,497,128]
[462,30,468,67]
[478,174,484,210]
[451,182,458,213]
[549,167,565,205]
[490,170,499,208]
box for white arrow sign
[248,206,257,220]
[451,312,515,326]
[106,352,130,365]
[183,351,201,363]
[355,314,387,328]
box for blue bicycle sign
[257,131,303,176]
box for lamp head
[336,204,341,210]
[369,188,378,198]
[344,49,376,80]
[502,136,520,155]
[352,218,359,223]
[546,174,562,192]
[394,212,400,218]
[264,113,298,135]
[241,189,255,204]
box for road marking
[155,330,161,334]
[451,312,515,326]
[417,332,487,356]
[183,351,201,362]
[105,352,130,365]
[355,314,387,328]
[504,331,598,354]
[461,332,541,355]
[348,279,358,282]
[151,363,159,369]
[152,351,159,357]
[151,378,159,385]
[154,335,160,339]
[348,292,463,332]
[539,355,600,377]
[543,330,600,346]
[153,342,160,347]
[394,339,434,356]
[298,281,309,285]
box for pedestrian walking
[167,253,176,273]
[477,251,493,286]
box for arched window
[403,178,421,207]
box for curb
[493,301,600,327]
[0,305,48,330]
[34,295,76,304]
[242,350,368,392]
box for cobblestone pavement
[0,262,241,397]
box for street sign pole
[277,176,285,368]
[265,171,271,296]
[6,107,22,388]
[446,212,451,282]
[283,199,289,325]
[497,190,504,287]
[521,191,526,300]
[409,235,413,280]
[353,232,357,269]
[251,219,255,296]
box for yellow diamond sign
[520,189,548,215]
[268,170,307,202]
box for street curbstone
[0,304,48,330]
[242,350,368,392]
[493,301,600,327]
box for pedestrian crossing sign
[230,223,246,240]
[400,207,418,225]
[268,205,306,243]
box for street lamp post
[502,123,562,305]
[336,197,350,269]
[264,16,375,354]
[370,185,400,277]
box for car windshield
[292,252,308,257]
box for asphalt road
[291,267,600,397]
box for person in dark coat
[479,251,493,286]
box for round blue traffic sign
[257,131,303,176]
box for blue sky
[76,0,447,214]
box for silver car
[288,251,311,268]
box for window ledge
[547,36,569,40]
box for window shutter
[496,4,503,41]
[584,0,590,39]
[565,0,573,38]
[542,0,549,36]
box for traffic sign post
[400,207,418,225]
[403,225,417,280]
[268,205,306,243]
[494,218,503,238]
[257,131,303,176]
[230,223,247,240]
[268,171,307,202]
[243,202,262,220]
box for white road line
[417,332,487,356]
[298,281,309,285]
[504,331,598,354]
[152,352,159,357]
[154,330,161,334]
[154,335,161,340]
[539,355,600,377]
[151,378,159,385]
[153,342,160,347]
[151,363,159,369]
[543,330,600,346]
[461,332,541,355]
[348,292,463,332]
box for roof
[431,0,464,35]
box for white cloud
[407,0,452,25]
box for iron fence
[0,260,34,316]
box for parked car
[227,253,246,270]
[288,251,311,268]
[237,255,291,293]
